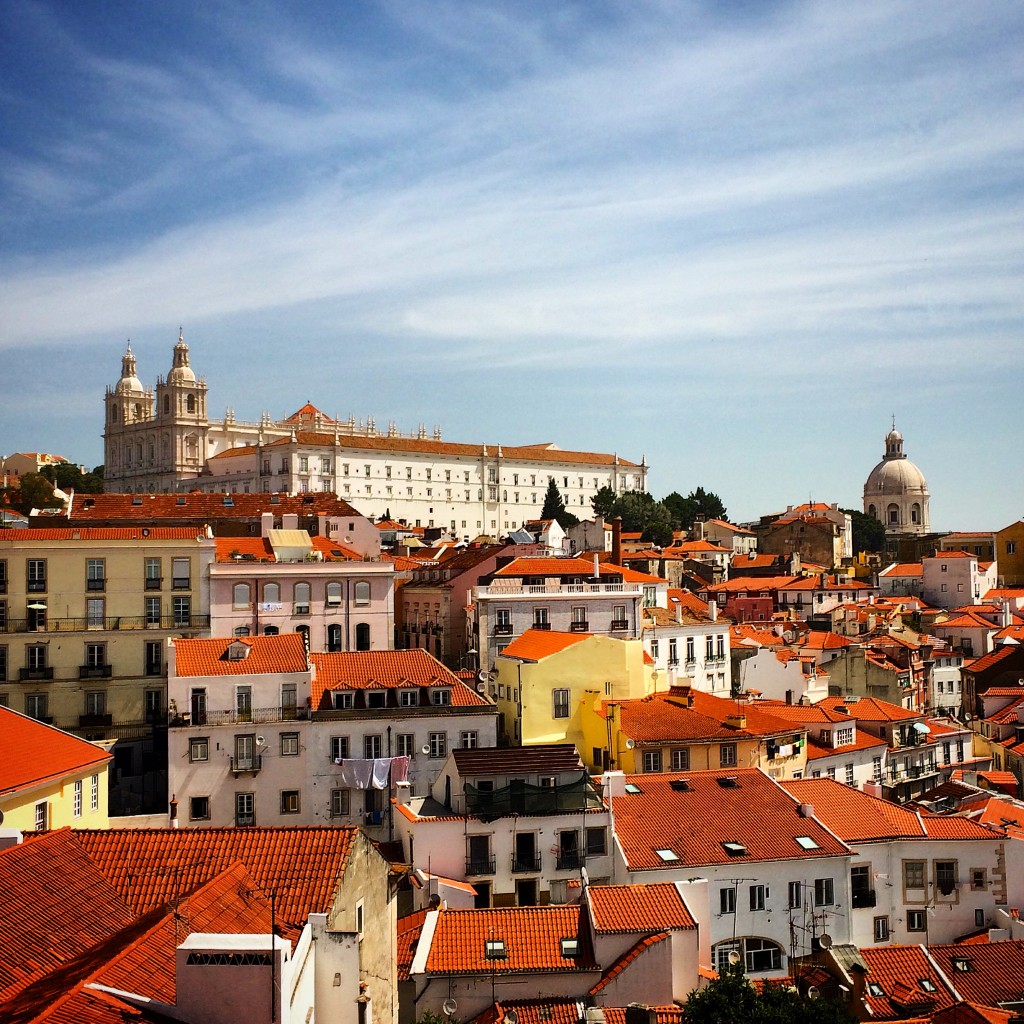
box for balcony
[667,657,680,668]
[171,705,308,728]
[172,577,191,590]
[556,851,583,871]
[494,623,514,635]
[145,577,162,590]
[851,889,877,909]
[229,754,263,775]
[465,856,496,876]
[79,713,113,728]
[79,664,113,679]
[86,579,106,592]
[236,813,256,827]
[20,667,54,681]
[511,853,542,873]
[481,581,640,598]
[610,619,629,630]
[27,580,46,593]
[569,621,589,632]
[0,613,210,634]
[532,622,551,631]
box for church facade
[102,333,648,536]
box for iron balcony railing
[229,754,263,774]
[0,614,210,634]
[171,705,305,728]
[511,853,542,873]
[465,856,496,876]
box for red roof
[818,694,919,722]
[611,768,850,870]
[213,535,360,562]
[311,649,488,708]
[0,707,111,797]
[1,526,203,541]
[173,633,310,677]
[62,492,361,521]
[494,556,666,585]
[587,883,696,933]
[498,628,593,661]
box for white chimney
[603,770,627,800]
[710,600,718,623]
[594,552,600,578]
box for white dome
[167,363,196,384]
[115,374,145,395]
[864,456,928,496]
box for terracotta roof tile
[63,492,360,521]
[499,629,593,661]
[213,535,360,562]
[818,695,920,722]
[423,905,595,974]
[310,649,487,708]
[782,778,926,840]
[173,633,310,677]
[1,526,203,541]
[451,744,585,776]
[0,708,112,797]
[612,769,850,870]
[588,883,696,933]
[493,557,666,585]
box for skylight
[625,784,643,794]
[919,979,937,992]
[484,939,507,960]
[560,938,579,958]
[655,849,680,862]
[868,983,885,997]
[722,841,748,857]
[795,836,820,850]
[716,776,740,788]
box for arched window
[111,405,118,422]
[887,503,900,525]
[163,395,170,415]
[911,503,921,524]
[355,623,371,651]
[354,581,371,606]
[186,394,195,413]
[327,623,342,652]
[326,581,342,607]
[712,937,783,974]
[263,625,280,636]
[263,582,280,604]
[134,403,142,420]
[867,504,876,519]
[232,583,250,608]
[234,626,251,637]
[294,582,311,614]
[296,624,310,647]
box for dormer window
[399,690,419,707]
[226,641,249,661]
[722,841,748,857]
[333,691,355,710]
[366,690,386,709]
[431,689,451,706]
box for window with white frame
[364,734,382,759]
[281,732,299,756]
[331,736,350,761]
[429,732,447,758]
[642,750,663,772]
[73,779,83,818]
[330,789,350,817]
[719,887,736,914]
[91,773,99,811]
[671,748,690,771]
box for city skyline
[2,1,1022,529]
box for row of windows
[234,580,372,609]
[649,635,727,663]
[719,878,834,915]
[31,773,101,828]
[640,744,737,772]
[0,641,163,681]
[0,558,192,594]
[8,688,164,724]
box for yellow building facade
[493,629,660,758]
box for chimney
[260,511,274,537]
[603,770,627,800]
[169,794,179,828]
[797,802,815,818]
[593,552,600,579]
[282,513,299,530]
[710,600,718,623]
[394,781,412,806]
[612,517,622,566]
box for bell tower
[155,328,209,484]
[103,343,155,491]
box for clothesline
[334,756,410,789]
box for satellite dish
[818,933,833,949]
[727,950,741,965]
[477,669,489,683]
[505,1012,519,1024]
[807,985,821,1000]
[255,735,266,746]
[421,744,431,755]
[625,738,635,749]
[963,712,973,722]
[580,866,590,888]
[476,682,487,693]
[442,998,458,1017]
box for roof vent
[132,496,142,506]
[797,803,815,818]
[669,779,691,792]
[722,841,747,856]
[835,706,848,715]
[176,496,186,505]
[716,776,740,788]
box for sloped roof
[75,826,358,929]
[498,628,594,661]
[611,768,850,870]
[64,491,361,521]
[1,526,202,542]
[422,905,596,974]
[587,883,696,933]
[818,695,919,722]
[311,649,487,707]
[173,633,310,677]
[0,707,112,798]
[880,562,924,578]
[451,744,584,776]
[213,535,361,562]
[783,778,927,840]
[493,557,666,585]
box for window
[0,559,6,593]
[281,790,300,814]
[686,636,695,663]
[429,732,447,758]
[326,622,342,652]
[173,596,191,627]
[86,558,105,590]
[145,596,161,627]
[330,789,350,817]
[236,686,252,722]
[355,622,370,651]
[586,827,607,856]
[85,643,107,670]
[35,801,48,831]
[460,731,478,748]
[936,860,957,895]
[907,909,926,932]
[293,582,311,614]
[396,733,414,757]
[85,690,106,715]
[552,688,570,719]
[91,773,99,811]
[281,733,299,756]
[642,750,663,773]
[706,635,715,660]
[73,779,83,818]
[263,582,280,604]
[719,743,737,767]
[26,692,47,720]
[971,869,987,890]
[334,691,354,709]
[719,887,736,914]
[788,881,802,909]
[533,607,549,628]
[27,559,46,592]
[814,878,835,906]
[1008,541,1017,555]
[364,734,383,759]
[671,748,690,771]
[331,736,350,762]
[86,598,104,628]
[354,581,371,606]
[904,860,925,890]
[232,583,250,608]
[27,645,47,672]
[234,734,256,770]
[744,938,782,973]
[431,689,451,706]
[399,689,419,707]
[235,792,255,827]
[873,916,890,942]
[749,884,767,911]
[845,763,855,786]
[171,558,190,589]
[145,640,162,676]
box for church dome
[864,455,928,496]
[167,329,196,383]
[114,343,144,394]
[863,423,931,537]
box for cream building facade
[863,424,931,555]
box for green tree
[591,485,618,519]
[540,478,579,530]
[13,473,61,514]
[664,487,728,529]
[682,961,855,1024]
[40,462,104,494]
[843,508,885,555]
[602,491,675,547]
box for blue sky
[2,1,1022,531]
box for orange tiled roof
[1,526,204,542]
[311,649,488,708]
[818,694,919,722]
[783,778,928,840]
[498,628,593,661]
[730,625,785,648]
[803,731,887,760]
[611,768,850,870]
[63,492,360,521]
[423,905,595,974]
[798,630,856,651]
[494,556,666,585]
[880,562,924,577]
[0,707,112,797]
[173,633,309,677]
[588,883,696,933]
[398,909,429,982]
[967,646,1019,674]
[76,826,357,929]
[213,535,361,562]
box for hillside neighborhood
[2,340,1024,1023]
